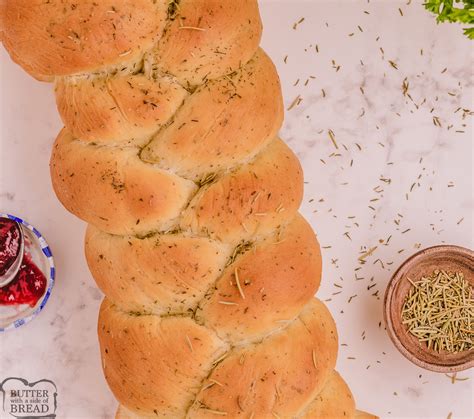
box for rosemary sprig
[198,172,218,188]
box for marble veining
[0,1,472,418]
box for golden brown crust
[299,371,356,419]
[50,133,301,240]
[112,298,338,419]
[50,129,197,236]
[1,0,167,79]
[55,74,188,143]
[198,214,322,344]
[50,49,288,238]
[85,225,232,315]
[98,299,229,418]
[181,138,303,245]
[86,211,320,344]
[151,0,262,86]
[141,48,283,180]
[188,299,338,418]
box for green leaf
[463,27,474,38]
[424,0,474,38]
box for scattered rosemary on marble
[402,270,474,353]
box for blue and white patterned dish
[0,213,55,332]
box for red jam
[0,218,21,276]
[0,254,47,307]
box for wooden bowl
[384,245,474,372]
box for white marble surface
[0,1,472,418]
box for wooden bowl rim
[384,244,474,373]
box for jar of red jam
[0,214,55,331]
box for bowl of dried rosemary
[384,245,473,372]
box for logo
[0,378,57,418]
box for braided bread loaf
[1,1,375,417]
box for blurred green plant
[424,0,474,38]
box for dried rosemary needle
[401,270,473,353]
